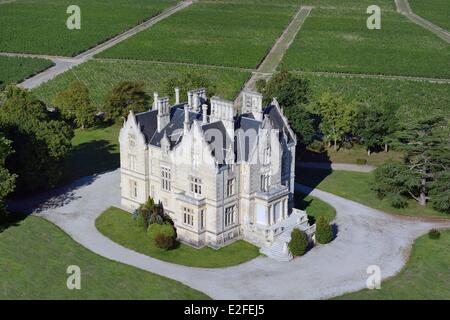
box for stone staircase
[260,210,315,262]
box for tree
[104,81,150,122]
[316,93,357,150]
[355,104,390,155]
[288,228,308,257]
[391,116,450,206]
[0,86,73,193]
[429,170,450,213]
[315,216,333,244]
[162,73,216,104]
[53,81,97,128]
[257,71,315,146]
[0,135,16,218]
[256,71,310,107]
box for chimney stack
[175,87,180,104]
[242,91,263,121]
[184,104,189,134]
[202,104,208,124]
[153,92,159,110]
[157,96,170,132]
[193,91,199,112]
[188,91,193,109]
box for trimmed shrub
[288,229,308,257]
[154,233,176,250]
[428,229,441,240]
[135,213,146,229]
[356,158,367,165]
[315,216,333,244]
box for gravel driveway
[12,169,450,299]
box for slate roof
[134,101,294,163]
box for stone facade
[119,88,310,248]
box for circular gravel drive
[13,170,450,299]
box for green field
[98,2,298,68]
[0,56,53,86]
[0,215,208,299]
[0,0,177,56]
[281,0,450,78]
[409,0,450,31]
[297,169,449,219]
[96,207,261,268]
[337,230,450,299]
[33,59,250,107]
[305,74,450,122]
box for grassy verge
[96,207,261,268]
[61,124,121,183]
[33,59,250,107]
[281,1,450,78]
[0,215,209,299]
[98,2,298,68]
[409,0,450,31]
[296,169,449,219]
[294,192,336,221]
[0,56,53,86]
[336,230,450,299]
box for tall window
[263,146,271,165]
[183,207,194,226]
[227,178,235,197]
[130,180,138,198]
[225,205,235,227]
[128,154,136,171]
[261,174,270,192]
[200,209,206,230]
[161,166,171,191]
[190,176,202,196]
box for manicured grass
[299,145,403,166]
[409,0,450,31]
[96,207,261,268]
[281,1,450,78]
[0,215,209,299]
[305,74,450,122]
[336,230,450,299]
[0,56,53,86]
[61,124,121,183]
[0,0,177,56]
[98,2,298,68]
[294,192,336,221]
[33,59,250,107]
[297,169,450,219]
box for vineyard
[97,2,298,69]
[280,1,450,78]
[409,0,450,31]
[0,56,53,86]
[0,0,177,56]
[34,59,251,107]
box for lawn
[281,0,450,78]
[409,0,450,31]
[0,215,209,299]
[296,169,450,219]
[294,192,336,221]
[336,230,450,299]
[61,124,121,183]
[96,207,261,268]
[299,145,403,166]
[97,2,298,68]
[305,74,450,123]
[0,0,178,56]
[0,56,53,86]
[33,59,251,107]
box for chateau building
[119,88,312,249]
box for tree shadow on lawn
[62,139,119,183]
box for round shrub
[428,229,441,240]
[288,229,308,257]
[135,213,146,229]
[154,233,176,250]
[315,216,333,244]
